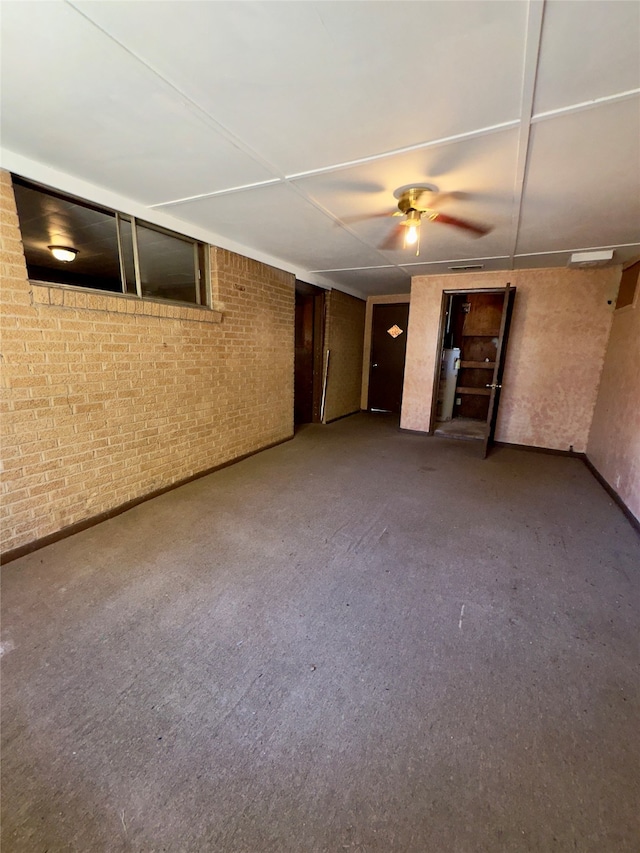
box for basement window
[12,176,210,307]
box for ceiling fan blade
[340,209,396,224]
[430,211,492,236]
[421,190,471,210]
[379,223,405,250]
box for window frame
[13,175,212,309]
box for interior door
[368,303,410,413]
[294,283,325,425]
[482,285,516,457]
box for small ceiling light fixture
[49,245,78,263]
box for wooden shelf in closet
[460,361,496,369]
[457,386,492,396]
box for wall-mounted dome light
[48,245,78,262]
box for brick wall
[0,171,294,556]
[324,290,365,422]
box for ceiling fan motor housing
[401,207,423,228]
[395,184,439,215]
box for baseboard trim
[493,440,586,459]
[492,442,638,533]
[583,457,640,535]
[1,434,294,565]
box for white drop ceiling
[1,0,639,298]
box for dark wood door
[294,285,325,425]
[368,303,410,413]
[295,291,314,424]
[482,285,516,457]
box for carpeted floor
[2,413,639,852]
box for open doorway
[431,285,515,456]
[294,281,326,426]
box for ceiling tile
[167,183,387,272]
[72,0,528,174]
[517,98,640,255]
[0,2,273,205]
[534,1,640,116]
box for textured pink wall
[587,276,640,521]
[401,268,620,452]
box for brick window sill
[30,281,223,324]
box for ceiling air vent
[448,264,484,271]
[568,250,614,268]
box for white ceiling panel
[534,1,640,116]
[71,0,527,175]
[0,2,273,205]
[517,98,640,255]
[167,183,387,272]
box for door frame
[482,285,516,457]
[367,301,411,413]
[360,293,411,411]
[294,281,326,425]
[429,286,515,435]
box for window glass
[12,176,209,307]
[13,181,123,292]
[136,223,198,304]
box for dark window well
[12,176,210,307]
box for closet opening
[431,285,515,457]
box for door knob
[372,363,378,368]
[485,383,502,389]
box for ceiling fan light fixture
[49,245,78,263]
[401,209,422,254]
[405,223,419,246]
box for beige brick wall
[0,171,295,556]
[323,290,365,422]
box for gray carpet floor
[2,413,639,852]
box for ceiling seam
[399,256,512,269]
[149,180,282,209]
[311,256,512,273]
[507,0,546,268]
[149,120,521,208]
[284,121,520,181]
[516,242,640,258]
[531,88,640,123]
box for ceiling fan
[364,184,492,256]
